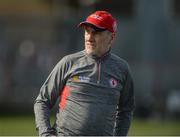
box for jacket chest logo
[109,78,117,88]
[72,75,90,82]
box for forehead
[84,26,110,35]
[83,26,95,31]
[83,23,106,31]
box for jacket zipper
[97,61,101,84]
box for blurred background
[0,0,180,136]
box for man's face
[84,26,115,57]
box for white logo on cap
[90,14,103,21]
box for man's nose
[87,33,94,41]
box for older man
[34,10,135,136]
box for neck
[85,49,111,60]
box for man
[34,10,135,136]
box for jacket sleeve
[113,65,135,136]
[34,56,69,136]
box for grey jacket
[34,50,135,136]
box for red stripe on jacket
[59,86,70,109]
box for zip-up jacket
[34,50,135,136]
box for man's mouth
[86,41,95,45]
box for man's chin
[85,50,94,54]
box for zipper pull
[97,61,101,84]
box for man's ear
[109,32,115,45]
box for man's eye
[93,31,101,35]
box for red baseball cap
[78,11,117,33]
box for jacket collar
[83,49,111,61]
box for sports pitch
[0,115,180,136]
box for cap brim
[78,21,106,32]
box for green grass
[0,115,180,136]
[0,115,37,136]
[128,118,180,136]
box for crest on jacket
[109,78,117,88]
